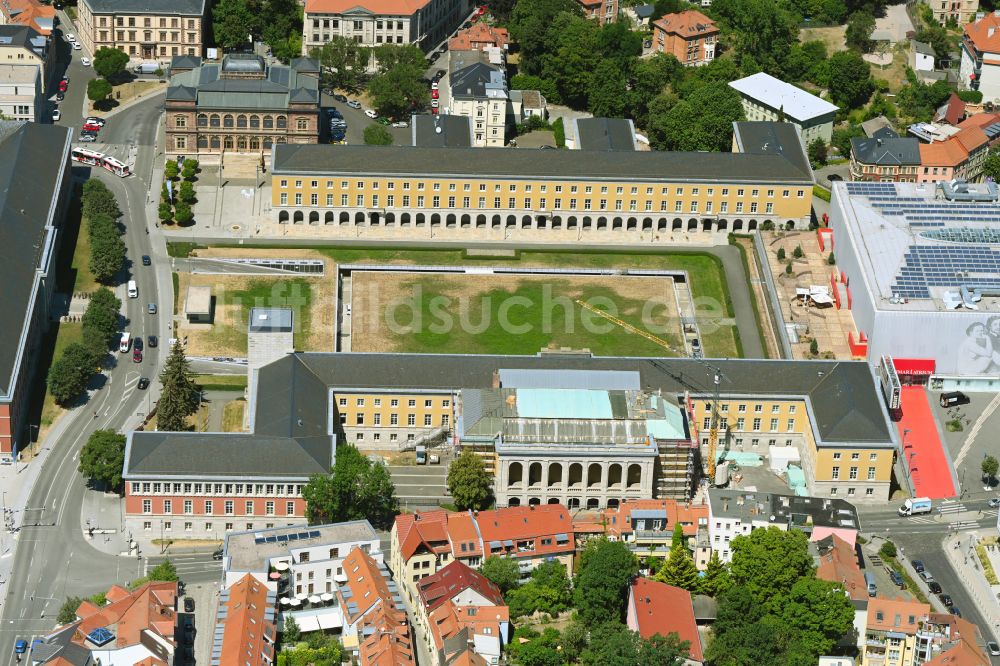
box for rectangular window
[752,418,761,431]
[849,467,859,480]
[184,500,192,514]
[142,500,151,514]
[204,501,213,514]
[266,501,275,515]
[163,500,172,514]
[245,501,254,514]
[867,467,876,480]
[225,501,234,515]
[832,466,840,480]
[287,501,295,515]
[408,414,416,426]
[769,418,779,431]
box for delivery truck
[133,63,160,75]
[898,497,933,516]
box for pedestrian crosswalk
[938,500,967,514]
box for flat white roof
[729,73,839,122]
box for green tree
[808,138,828,167]
[656,84,744,151]
[57,597,84,624]
[915,24,952,62]
[479,555,520,593]
[831,125,865,157]
[561,618,589,663]
[157,341,199,432]
[845,10,876,52]
[178,180,196,204]
[645,91,680,151]
[181,159,199,181]
[587,60,628,118]
[729,527,814,608]
[542,13,600,109]
[507,561,572,618]
[88,230,125,284]
[79,430,126,490]
[212,0,259,50]
[809,338,819,355]
[793,244,804,258]
[81,287,121,350]
[777,247,786,261]
[87,78,112,106]
[597,21,643,70]
[574,538,639,625]
[158,203,174,224]
[446,449,494,511]
[82,179,120,220]
[656,536,700,591]
[785,262,794,276]
[669,522,684,551]
[93,46,129,80]
[508,0,581,75]
[363,123,393,146]
[373,43,426,73]
[368,64,429,119]
[173,200,194,225]
[828,253,836,265]
[784,41,829,84]
[148,560,178,581]
[581,622,689,666]
[879,540,897,559]
[779,577,856,657]
[710,0,798,74]
[828,50,874,109]
[983,455,999,481]
[628,54,683,127]
[706,614,814,666]
[47,342,99,404]
[284,615,301,642]
[302,444,399,529]
[983,150,1000,183]
[259,0,302,61]
[506,627,563,666]
[164,160,179,180]
[311,37,366,90]
[699,551,732,597]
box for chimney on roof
[492,370,501,388]
[877,138,883,146]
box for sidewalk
[944,531,1000,639]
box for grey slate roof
[412,114,473,148]
[293,353,893,445]
[850,135,921,165]
[449,61,503,100]
[125,432,332,478]
[166,55,319,110]
[708,489,861,530]
[83,0,207,15]
[169,54,202,71]
[272,143,814,184]
[634,3,655,18]
[731,121,811,177]
[574,117,636,151]
[0,24,46,58]
[0,122,71,397]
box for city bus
[71,147,131,177]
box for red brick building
[651,10,718,67]
[575,0,619,24]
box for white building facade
[728,72,838,145]
[0,63,41,121]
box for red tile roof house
[214,573,277,666]
[917,125,991,183]
[626,577,704,664]
[448,22,509,51]
[31,582,178,665]
[416,561,510,665]
[336,546,416,665]
[815,534,868,653]
[390,505,575,611]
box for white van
[127,280,137,298]
[119,332,131,353]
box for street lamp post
[901,429,914,493]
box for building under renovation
[456,369,697,508]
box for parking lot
[318,91,411,146]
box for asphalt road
[319,91,409,146]
[146,553,222,586]
[0,25,171,659]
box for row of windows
[702,417,796,432]
[99,16,198,29]
[141,499,297,515]
[131,481,304,496]
[830,487,877,497]
[354,432,415,443]
[100,30,196,43]
[174,135,289,151]
[832,451,881,461]
[311,18,406,30]
[144,520,267,532]
[706,402,797,414]
[278,192,774,214]
[311,33,405,44]
[340,397,449,408]
[831,466,879,481]
[343,413,449,427]
[179,114,296,130]
[280,179,805,200]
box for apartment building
[0,0,54,36]
[918,125,991,182]
[77,0,206,62]
[0,25,54,85]
[861,598,930,666]
[0,121,72,459]
[390,505,576,608]
[213,574,277,666]
[931,0,979,27]
[448,22,509,50]
[302,0,465,57]
[336,546,415,664]
[448,57,508,147]
[651,10,718,66]
[626,578,704,664]
[707,490,861,562]
[729,72,839,145]
[576,0,618,25]
[850,132,922,182]
[415,561,510,665]
[961,11,1000,102]
[165,54,320,161]
[269,122,815,239]
[816,534,869,653]
[591,499,710,563]
[333,389,454,450]
[0,63,40,121]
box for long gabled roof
[417,561,504,612]
[851,136,922,166]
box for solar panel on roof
[309,530,321,538]
[299,532,310,539]
[266,536,277,542]
[277,534,288,542]
[255,537,266,544]
[288,533,299,541]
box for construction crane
[576,300,729,482]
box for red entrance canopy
[893,358,936,375]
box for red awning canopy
[893,358,936,375]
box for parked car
[184,597,195,613]
[134,337,143,352]
[58,79,68,92]
[919,570,934,583]
[51,109,61,121]
[78,133,97,142]
[184,618,194,631]
[987,641,1000,656]
[347,99,362,109]
[392,120,408,128]
[133,348,142,363]
[435,69,446,79]
[72,42,81,50]
[377,116,391,125]
[889,570,904,588]
[989,497,1000,508]
[85,117,106,126]
[949,606,962,617]
[912,560,925,573]
[82,122,101,132]
[141,254,151,266]
[364,109,378,118]
[939,593,953,607]
[334,93,348,103]
[147,303,157,314]
[14,638,26,655]
[56,92,64,102]
[64,33,75,42]
[81,57,91,66]
[928,581,942,594]
[212,547,224,560]
[431,89,439,99]
[137,377,150,390]
[148,335,157,348]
